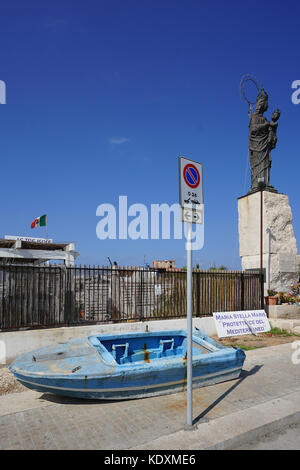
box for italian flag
[31,214,47,229]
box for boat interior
[92,333,211,365]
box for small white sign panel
[155,284,162,296]
[278,252,297,273]
[181,207,203,224]
[213,310,270,338]
[5,235,53,244]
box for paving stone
[0,343,299,449]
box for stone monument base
[266,304,300,320]
[247,185,278,195]
[238,190,299,295]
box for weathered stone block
[238,191,298,294]
[238,191,297,257]
[267,304,300,319]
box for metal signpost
[179,156,203,427]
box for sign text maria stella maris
[213,310,270,338]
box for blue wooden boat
[9,328,246,400]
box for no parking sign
[183,163,200,188]
[179,157,203,223]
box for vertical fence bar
[260,271,265,311]
[241,272,245,311]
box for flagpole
[46,215,48,240]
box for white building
[0,236,79,266]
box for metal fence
[0,265,264,331]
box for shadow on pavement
[193,364,263,426]
[38,393,121,405]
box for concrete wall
[266,304,300,320]
[0,317,217,365]
[269,318,300,333]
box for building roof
[0,238,79,266]
[0,239,72,251]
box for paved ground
[237,423,300,450]
[0,343,299,450]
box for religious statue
[248,88,280,192]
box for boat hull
[9,329,246,400]
[12,360,243,400]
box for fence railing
[0,265,264,331]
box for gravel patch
[0,367,26,396]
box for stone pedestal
[238,191,299,294]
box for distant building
[152,260,180,271]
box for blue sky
[0,0,300,268]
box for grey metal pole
[186,221,193,427]
[258,178,265,307]
[260,188,263,273]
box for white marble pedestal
[238,191,299,295]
